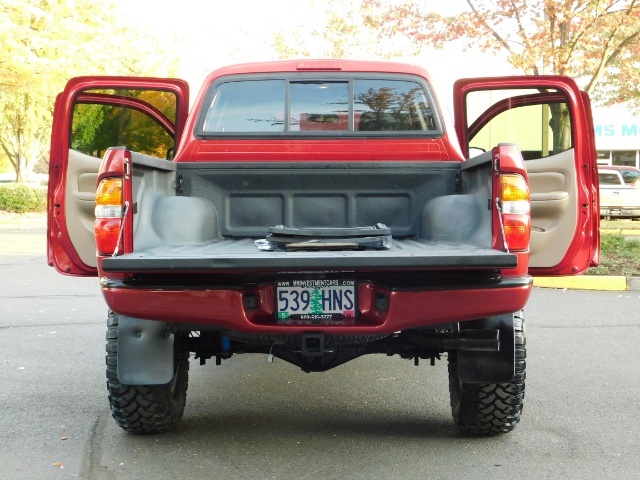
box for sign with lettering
[592,107,640,150]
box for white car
[599,168,640,219]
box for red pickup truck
[47,59,599,435]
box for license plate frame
[275,279,357,325]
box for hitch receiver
[301,334,325,357]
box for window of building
[612,150,637,167]
[597,151,611,164]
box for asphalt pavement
[1,234,639,479]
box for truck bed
[111,155,509,274]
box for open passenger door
[453,76,599,276]
[47,77,189,275]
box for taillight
[95,177,124,255]
[498,174,530,251]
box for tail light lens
[95,177,124,255]
[499,174,530,251]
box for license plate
[275,279,357,325]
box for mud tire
[448,312,526,435]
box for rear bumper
[101,276,532,335]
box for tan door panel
[526,149,577,268]
[65,149,100,267]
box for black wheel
[447,312,526,435]
[105,311,189,434]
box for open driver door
[47,77,189,276]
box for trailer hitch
[300,334,326,357]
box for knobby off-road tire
[105,311,189,434]
[448,312,526,435]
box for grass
[600,219,640,231]
[588,220,640,276]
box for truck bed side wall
[423,154,493,246]
[130,153,219,251]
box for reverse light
[499,174,530,251]
[95,178,124,255]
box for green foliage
[71,104,106,155]
[587,232,640,276]
[71,90,177,159]
[0,149,12,173]
[0,184,47,213]
[1,0,181,182]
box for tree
[0,92,51,183]
[309,289,324,315]
[365,0,640,107]
[271,0,417,59]
[72,90,177,158]
[0,0,179,182]
[0,1,65,182]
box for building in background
[593,106,640,168]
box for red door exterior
[47,77,189,276]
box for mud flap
[457,313,515,383]
[117,315,174,385]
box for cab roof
[203,59,435,83]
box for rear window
[619,169,640,185]
[198,77,440,136]
[599,172,621,185]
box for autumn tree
[72,90,177,159]
[365,0,640,108]
[271,0,417,59]
[0,0,179,182]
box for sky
[114,0,515,108]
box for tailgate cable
[495,198,510,253]
[112,201,130,257]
